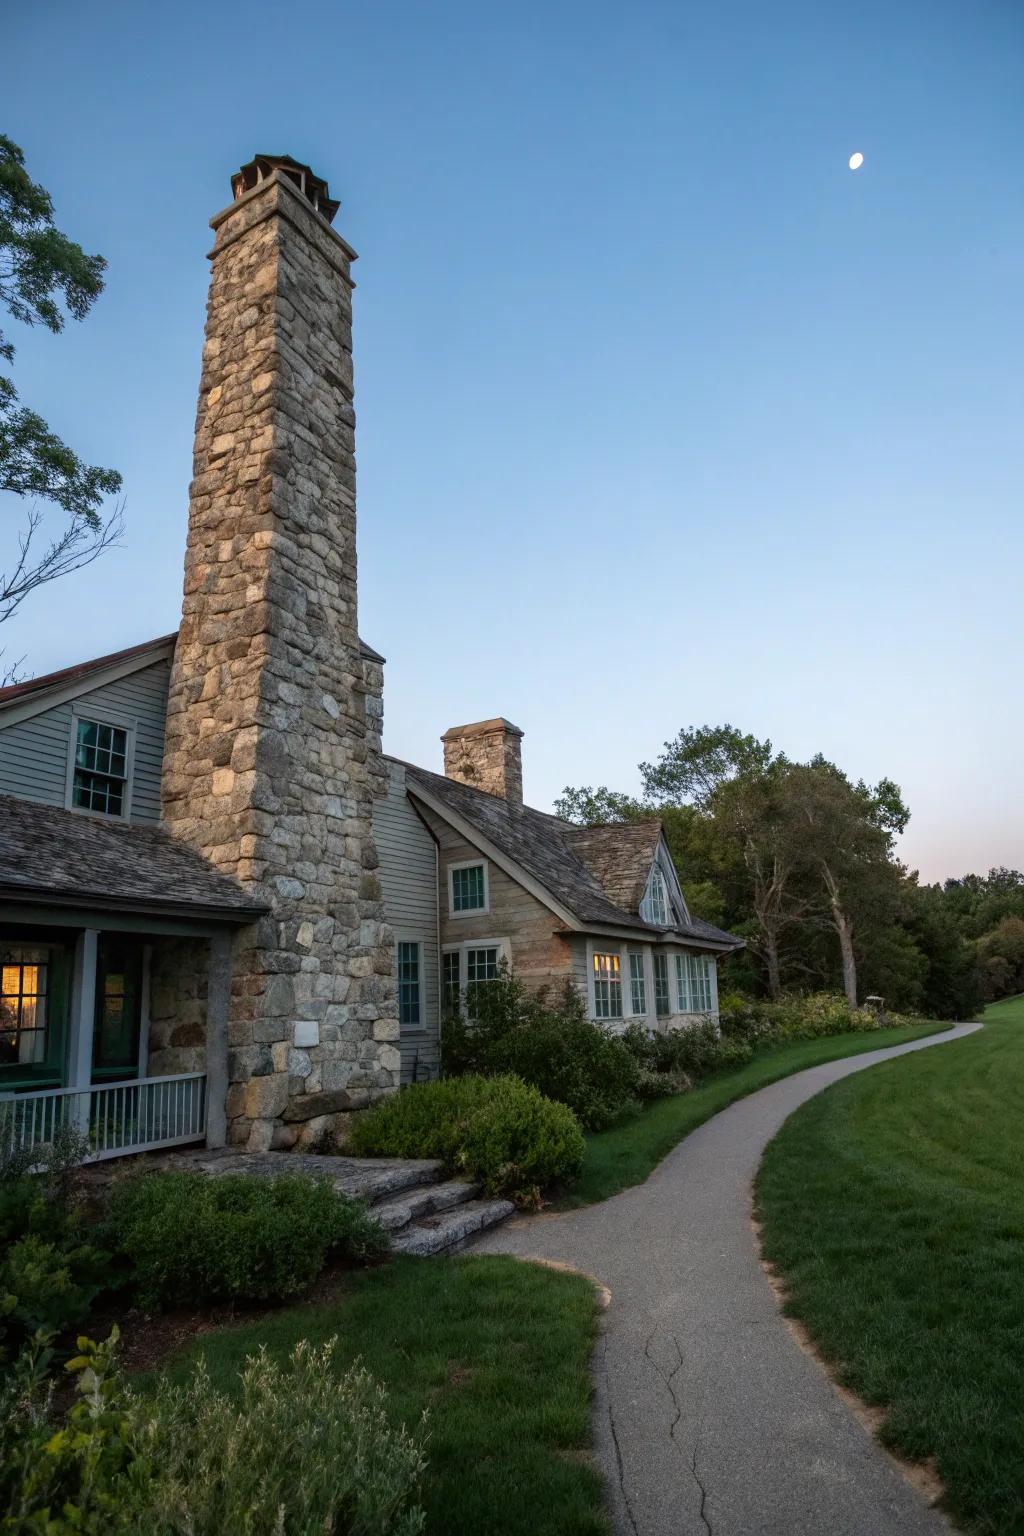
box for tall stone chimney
[442,718,524,808]
[162,155,398,1151]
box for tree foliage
[0,135,121,525]
[558,721,1004,1019]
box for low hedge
[109,1171,387,1308]
[717,990,919,1046]
[348,1074,585,1203]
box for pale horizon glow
[1,0,1021,890]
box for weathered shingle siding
[373,764,440,1084]
[0,660,171,825]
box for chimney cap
[441,717,524,742]
[231,154,340,224]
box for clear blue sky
[3,0,1021,883]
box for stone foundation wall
[161,166,398,1151]
[147,938,210,1077]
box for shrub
[109,1172,387,1309]
[1,1328,427,1536]
[349,1074,585,1201]
[623,1019,754,1084]
[0,1126,109,1362]
[443,968,641,1129]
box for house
[0,153,741,1163]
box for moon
[849,151,864,170]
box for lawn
[756,997,1024,1535]
[146,1254,608,1536]
[560,1020,949,1207]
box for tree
[782,760,909,1009]
[1,136,120,524]
[640,724,776,812]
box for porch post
[205,931,232,1149]
[67,929,99,1134]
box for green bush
[1,1328,427,1536]
[622,1018,754,1085]
[0,1126,110,1363]
[349,1074,585,1202]
[442,968,641,1129]
[109,1172,387,1309]
[717,990,910,1046]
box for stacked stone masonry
[161,168,398,1151]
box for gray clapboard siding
[0,660,171,825]
[373,761,440,1084]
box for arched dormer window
[642,864,670,926]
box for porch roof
[0,794,266,924]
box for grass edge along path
[559,1021,950,1208]
[144,1253,609,1536]
[755,999,1024,1536]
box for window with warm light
[0,950,49,1067]
[593,952,623,1019]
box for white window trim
[671,951,718,1015]
[65,703,137,822]
[441,936,511,997]
[447,857,490,919]
[586,940,656,1027]
[641,845,692,929]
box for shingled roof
[0,794,266,922]
[0,632,386,710]
[400,761,741,948]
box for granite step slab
[390,1197,516,1256]
[371,1178,481,1233]
[172,1150,447,1205]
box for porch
[0,792,266,1164]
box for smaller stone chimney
[442,718,524,808]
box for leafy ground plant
[150,1254,607,1536]
[756,999,1022,1535]
[560,1020,948,1208]
[109,1171,387,1308]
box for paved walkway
[475,1024,981,1536]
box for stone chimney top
[231,154,340,224]
[442,718,524,809]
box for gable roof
[0,631,385,715]
[399,760,741,949]
[0,793,266,923]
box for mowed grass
[559,1022,949,1208]
[756,998,1024,1535]
[145,1254,607,1536]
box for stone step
[371,1177,480,1233]
[177,1150,447,1205]
[389,1197,516,1257]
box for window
[628,952,647,1016]
[442,951,461,1014]
[396,941,422,1030]
[675,953,714,1014]
[443,940,509,1019]
[653,953,670,1017]
[93,938,143,1074]
[72,718,130,817]
[641,865,670,926]
[465,945,500,1018]
[0,950,49,1067]
[593,952,623,1020]
[450,861,487,915]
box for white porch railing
[0,1073,207,1163]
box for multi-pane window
[93,938,143,1073]
[442,951,461,1015]
[451,863,487,913]
[628,952,646,1016]
[593,952,623,1020]
[72,718,129,817]
[465,945,499,1019]
[676,953,714,1014]
[0,949,49,1067]
[396,941,422,1029]
[653,953,670,1017]
[642,866,670,926]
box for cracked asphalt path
[475,1024,981,1535]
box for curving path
[475,1023,981,1536]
